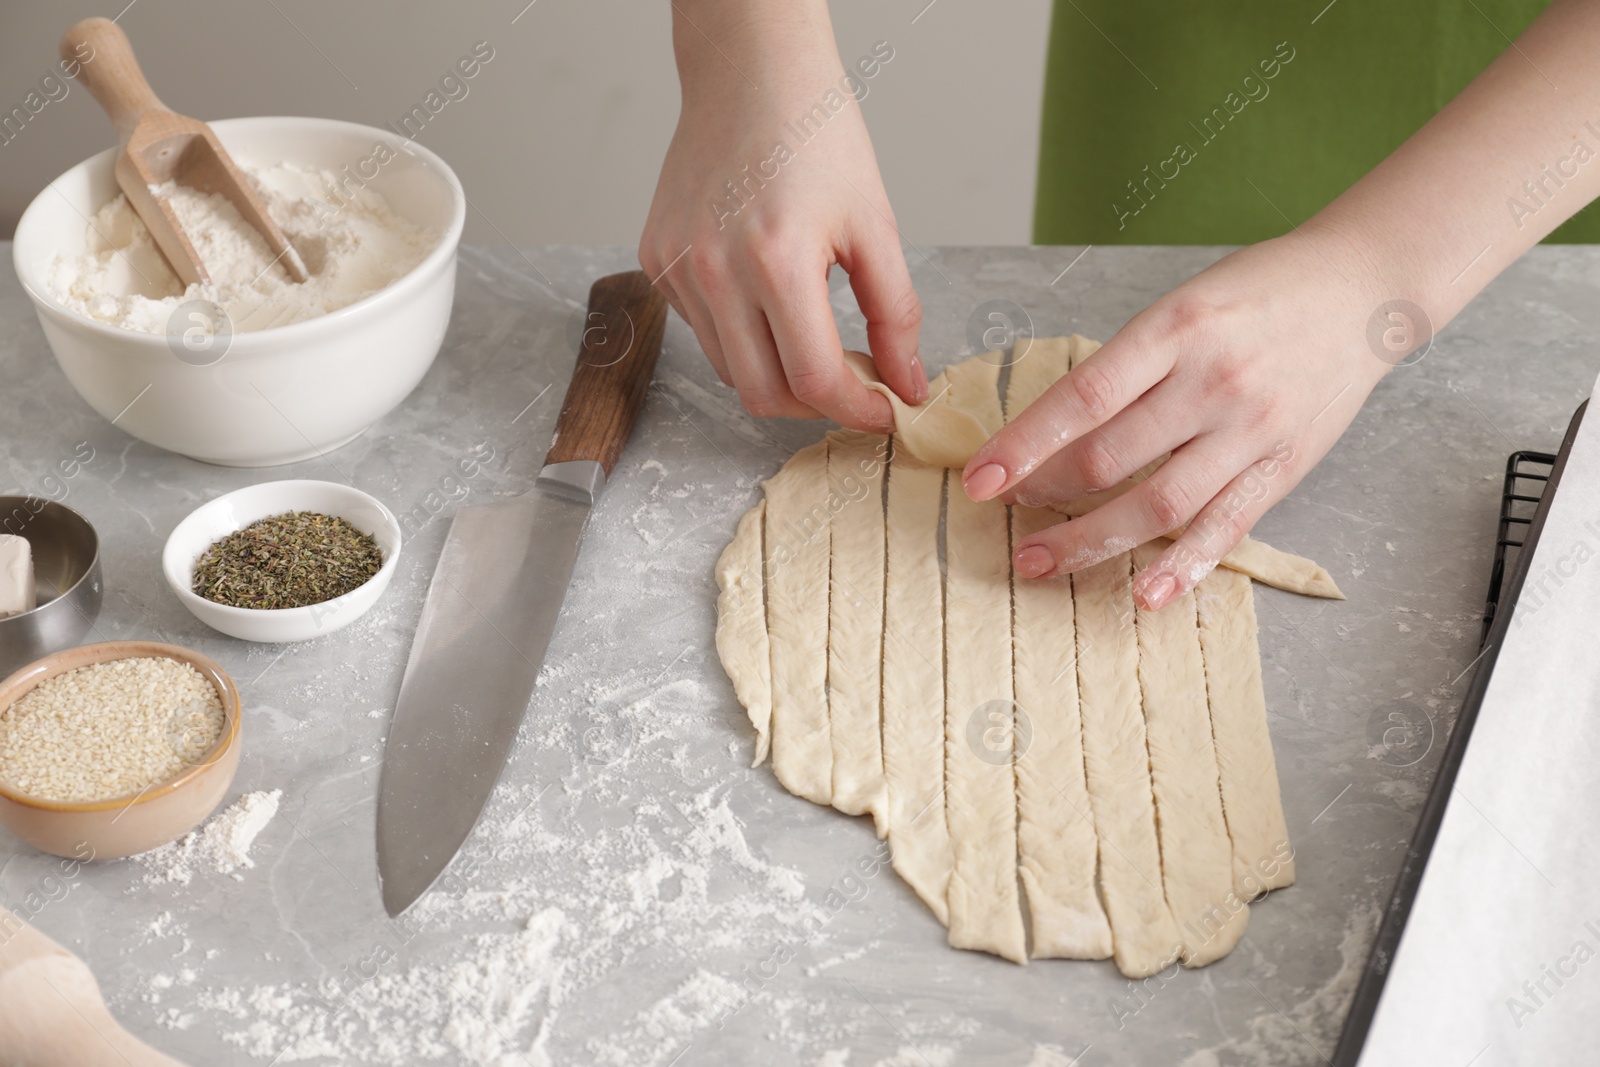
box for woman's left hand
[960,229,1401,610]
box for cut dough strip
[1010,506,1113,960]
[882,442,955,923]
[1132,542,1248,967]
[826,430,890,833]
[942,359,1028,964]
[713,502,772,766]
[1004,335,1074,416]
[762,438,833,805]
[1196,565,1296,897]
[1177,534,1344,601]
[1005,335,1112,959]
[1072,550,1183,977]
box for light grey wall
[0,1,1048,248]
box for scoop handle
[61,18,166,143]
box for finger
[962,332,1176,502]
[692,242,818,419]
[707,288,821,420]
[1131,444,1300,611]
[641,240,734,386]
[1004,377,1202,507]
[759,258,894,433]
[842,224,927,404]
[664,277,734,386]
[1011,436,1250,580]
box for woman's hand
[640,1,927,431]
[962,230,1396,610]
[962,0,1600,612]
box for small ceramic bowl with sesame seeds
[162,479,403,644]
[0,640,241,860]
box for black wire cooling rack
[1482,449,1558,645]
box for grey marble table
[1,243,1596,1066]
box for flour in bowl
[43,162,439,334]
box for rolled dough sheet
[762,438,833,805]
[826,430,890,832]
[713,347,1323,978]
[1132,542,1248,966]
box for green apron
[1033,1,1598,244]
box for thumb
[845,223,927,405]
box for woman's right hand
[640,0,927,431]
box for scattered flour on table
[43,162,438,333]
[878,1050,953,1067]
[183,705,857,1067]
[805,941,876,977]
[185,780,832,1062]
[137,789,281,885]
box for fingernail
[1015,545,1055,579]
[964,462,1008,501]
[1137,571,1178,611]
[910,355,928,403]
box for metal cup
[0,498,103,680]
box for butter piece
[0,535,36,618]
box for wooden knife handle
[543,270,669,478]
[61,18,166,143]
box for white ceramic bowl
[12,117,465,467]
[162,480,402,643]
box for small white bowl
[12,116,465,468]
[163,480,402,643]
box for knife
[377,270,668,916]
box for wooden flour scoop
[61,17,307,287]
[0,904,188,1065]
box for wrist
[1297,206,1451,380]
[671,0,840,107]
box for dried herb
[192,511,383,610]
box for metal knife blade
[376,270,667,916]
[376,464,597,916]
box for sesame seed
[0,657,226,803]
